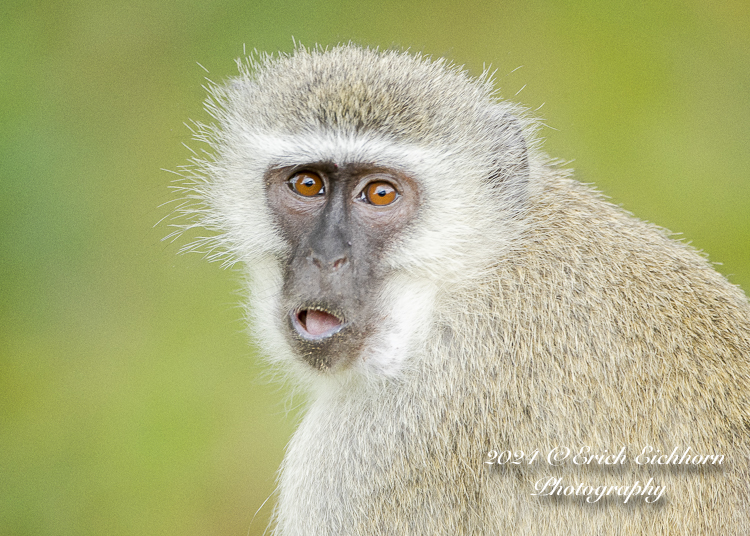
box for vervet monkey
[178,45,750,534]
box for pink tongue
[305,310,341,336]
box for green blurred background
[1,0,748,534]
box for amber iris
[290,172,324,197]
[365,181,398,206]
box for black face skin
[265,162,419,371]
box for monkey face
[265,162,420,371]
[194,47,532,376]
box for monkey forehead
[215,45,519,147]
[241,130,473,177]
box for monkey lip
[292,308,345,340]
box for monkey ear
[486,111,529,195]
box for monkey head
[185,46,533,378]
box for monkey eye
[361,181,399,206]
[289,172,325,197]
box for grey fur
[178,44,750,534]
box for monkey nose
[311,254,348,272]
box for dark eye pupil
[303,178,315,187]
[375,187,387,197]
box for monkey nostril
[310,253,348,271]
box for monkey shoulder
[476,173,750,434]
[520,173,750,327]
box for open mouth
[292,308,345,340]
